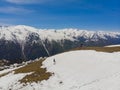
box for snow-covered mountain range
[0,25,120,42]
[0,25,120,62]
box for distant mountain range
[0,25,120,63]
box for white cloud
[5,0,51,4]
[0,7,33,14]
[5,0,79,5]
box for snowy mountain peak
[0,25,38,41]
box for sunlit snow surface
[105,44,120,47]
[42,50,120,90]
[0,50,120,90]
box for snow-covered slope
[0,25,120,42]
[105,44,120,47]
[42,50,120,90]
[0,50,120,90]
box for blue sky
[0,0,119,31]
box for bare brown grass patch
[72,46,120,52]
[14,59,52,83]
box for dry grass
[14,59,52,83]
[72,46,120,52]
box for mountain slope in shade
[0,50,120,90]
[0,25,120,62]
